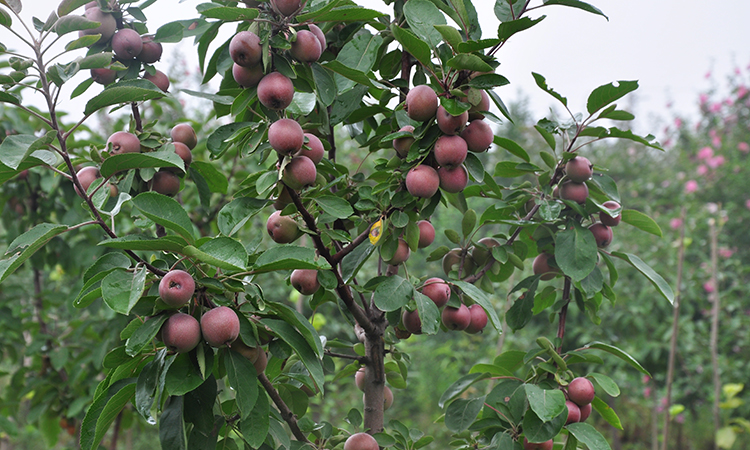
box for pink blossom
[684,180,698,193]
[643,387,651,399]
[712,136,722,147]
[738,142,749,152]
[703,281,715,293]
[697,147,713,159]
[738,86,749,98]
[670,218,683,230]
[724,98,734,106]
[745,199,750,210]
[735,67,742,75]
[642,376,651,384]
[710,102,722,113]
[674,118,683,128]
[704,71,712,79]
[707,156,725,168]
[699,93,709,105]
[676,414,685,424]
[719,247,734,258]
[696,165,708,176]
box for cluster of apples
[397,85,494,197]
[73,123,197,198]
[522,377,595,449]
[81,2,168,91]
[532,155,622,280]
[156,269,268,373]
[400,277,488,337]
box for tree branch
[556,277,572,354]
[258,373,311,444]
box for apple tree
[0,0,673,448]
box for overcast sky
[9,0,750,134]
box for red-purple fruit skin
[273,0,301,16]
[579,403,592,421]
[442,304,471,331]
[229,31,262,67]
[151,170,181,196]
[233,63,264,88]
[159,269,196,307]
[588,223,613,248]
[269,118,304,155]
[417,220,435,248]
[355,368,365,391]
[171,123,198,150]
[533,253,558,281]
[461,119,493,152]
[405,85,438,122]
[111,28,143,60]
[308,24,326,52]
[162,313,201,353]
[523,437,553,450]
[434,135,468,168]
[383,238,410,265]
[436,106,468,135]
[559,181,589,204]
[465,304,488,334]
[298,133,325,164]
[472,237,500,266]
[421,277,450,308]
[107,131,140,155]
[402,309,422,334]
[566,400,581,424]
[344,433,379,450]
[438,165,469,193]
[91,68,116,85]
[566,156,593,183]
[200,306,240,347]
[258,72,295,110]
[393,125,415,158]
[171,142,193,172]
[144,70,170,92]
[406,165,439,198]
[282,156,317,190]
[137,35,163,63]
[81,7,116,43]
[568,377,595,406]
[75,166,101,197]
[290,269,320,295]
[468,90,490,120]
[266,210,299,244]
[291,30,322,62]
[599,200,622,226]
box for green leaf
[57,0,89,16]
[532,72,567,106]
[588,373,620,397]
[446,54,494,72]
[586,80,638,115]
[217,197,268,236]
[0,7,10,28]
[101,266,147,315]
[414,291,440,335]
[182,237,248,272]
[525,384,566,422]
[311,62,337,107]
[403,0,446,48]
[241,391,270,448]
[341,241,375,283]
[462,209,477,237]
[0,132,55,170]
[225,350,259,420]
[98,235,187,253]
[445,396,485,433]
[543,0,608,20]
[583,341,650,376]
[523,407,566,442]
[53,14,98,35]
[468,73,510,89]
[0,223,69,283]
[453,281,502,333]
[159,396,186,450]
[438,372,490,408]
[322,60,377,91]
[65,33,102,51]
[621,209,662,237]
[434,25,462,50]
[591,396,623,430]
[497,16,544,42]
[316,195,354,219]
[611,252,674,304]
[199,5,259,21]
[135,349,166,421]
[554,221,598,282]
[165,353,205,396]
[100,150,184,178]
[266,301,324,357]
[180,88,234,105]
[126,315,168,357]
[373,276,414,312]
[132,192,195,244]
[79,379,136,450]
[390,24,433,71]
[566,422,612,450]
[493,136,530,162]
[262,319,325,393]
[77,52,115,70]
[332,32,384,93]
[296,5,386,22]
[84,79,166,115]
[253,246,331,273]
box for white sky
[7,0,750,135]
